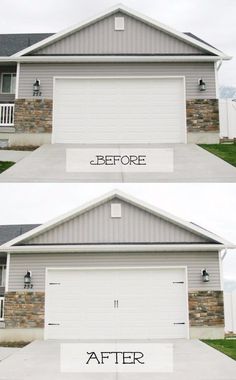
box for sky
[0,0,235,86]
[0,183,235,281]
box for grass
[202,339,236,361]
[0,161,15,173]
[0,341,29,348]
[199,144,236,167]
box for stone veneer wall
[186,99,219,132]
[14,99,52,133]
[4,292,45,328]
[13,98,218,137]
[188,291,224,327]
[3,291,224,330]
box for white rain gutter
[221,248,228,260]
[0,244,233,254]
[0,56,230,64]
[217,58,223,70]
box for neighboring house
[0,190,234,341]
[0,4,231,147]
[0,224,40,319]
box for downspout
[5,252,10,292]
[217,59,223,71]
[221,248,227,260]
[218,249,226,292]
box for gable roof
[0,224,40,245]
[0,34,53,56]
[1,190,232,250]
[11,4,230,59]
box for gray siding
[18,62,216,99]
[26,198,210,245]
[34,12,203,55]
[0,66,16,102]
[8,251,221,291]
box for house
[0,4,231,147]
[0,223,40,320]
[0,190,234,342]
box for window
[0,265,6,287]
[1,73,16,94]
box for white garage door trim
[44,265,189,340]
[52,76,187,144]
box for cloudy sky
[0,183,235,281]
[0,0,235,86]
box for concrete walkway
[0,340,236,379]
[0,347,19,362]
[0,143,236,182]
[0,150,31,162]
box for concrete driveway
[0,340,236,380]
[0,143,236,182]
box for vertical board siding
[27,198,209,244]
[18,62,216,99]
[34,12,203,55]
[8,251,221,291]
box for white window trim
[0,297,4,321]
[0,264,6,287]
[1,73,16,94]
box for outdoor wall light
[33,79,41,96]
[24,271,33,289]
[198,78,206,91]
[201,269,210,282]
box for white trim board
[0,244,228,254]
[11,4,230,59]
[1,190,233,249]
[46,265,188,271]
[0,56,228,63]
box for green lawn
[199,144,236,167]
[0,161,15,173]
[202,339,236,361]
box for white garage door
[45,267,188,339]
[52,77,186,144]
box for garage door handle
[173,322,185,325]
[172,281,184,284]
[48,323,60,325]
[114,300,119,308]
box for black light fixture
[33,79,41,96]
[24,271,33,289]
[198,78,206,91]
[201,269,210,282]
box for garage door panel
[45,268,188,339]
[53,77,186,143]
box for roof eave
[0,243,231,254]
[0,55,230,64]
